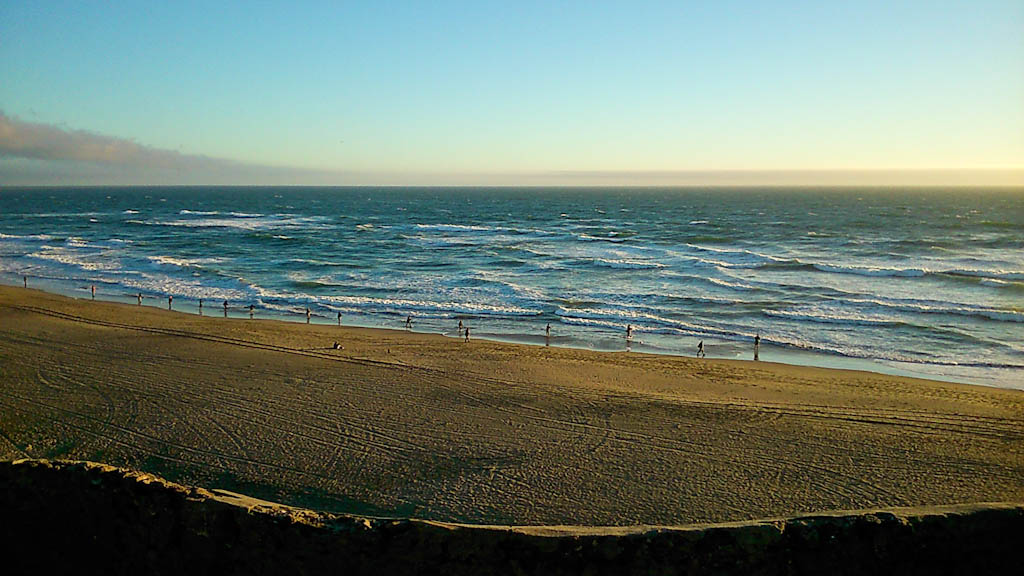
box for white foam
[144,215,329,231]
[844,297,1024,323]
[704,276,758,290]
[146,255,225,269]
[414,223,494,232]
[119,273,253,301]
[812,263,927,277]
[764,308,902,327]
[0,233,53,241]
[578,233,626,243]
[28,246,122,272]
[946,268,1024,281]
[590,258,665,270]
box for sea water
[1,187,1021,389]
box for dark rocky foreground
[1,459,1021,575]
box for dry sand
[0,285,1021,526]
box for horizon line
[4,181,1023,190]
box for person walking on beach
[249,304,255,319]
[464,326,470,342]
[406,315,412,330]
[337,311,342,326]
[168,295,173,310]
[306,307,311,324]
[754,332,760,361]
[458,320,464,336]
[199,299,203,316]
[223,300,229,318]
[698,340,705,358]
[91,285,95,300]
[137,293,142,305]
[23,276,27,288]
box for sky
[1,1,1022,186]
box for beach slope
[0,286,1021,526]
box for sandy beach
[1,285,1021,526]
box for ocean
[1,187,1021,388]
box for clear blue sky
[1,1,1022,185]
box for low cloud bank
[2,112,1020,186]
[0,112,336,185]
[0,112,230,168]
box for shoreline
[4,275,1016,390]
[1,284,1022,526]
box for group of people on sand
[696,332,760,360]
[625,323,761,361]
[456,319,470,342]
[68,281,765,359]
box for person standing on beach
[199,299,203,316]
[337,311,342,326]
[458,320,463,336]
[698,340,704,358]
[23,276,27,288]
[754,332,760,361]
[223,300,229,318]
[306,307,311,324]
[91,285,95,300]
[249,304,255,319]
[626,324,633,341]
[406,315,412,330]
[464,326,470,342]
[137,293,142,305]
[168,295,173,310]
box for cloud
[0,111,382,185]
[0,112,233,169]
[0,112,303,185]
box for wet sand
[0,285,1021,526]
